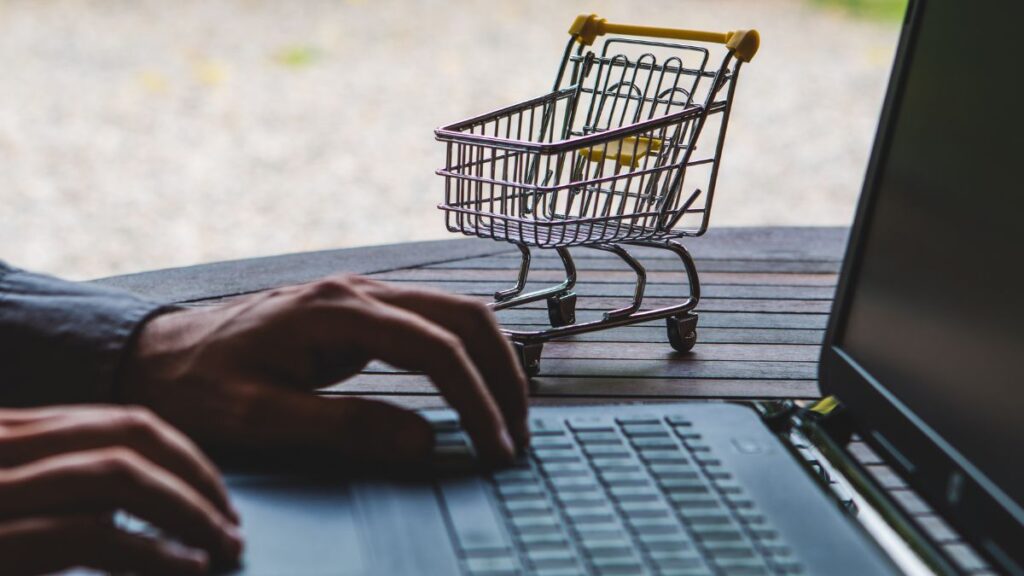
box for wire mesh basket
[435,15,759,375]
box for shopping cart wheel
[513,341,544,378]
[667,313,698,353]
[547,292,577,327]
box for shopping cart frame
[435,15,759,376]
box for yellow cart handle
[569,14,760,63]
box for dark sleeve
[0,261,174,406]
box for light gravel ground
[0,0,900,279]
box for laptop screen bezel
[819,0,1024,572]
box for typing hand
[121,275,529,466]
[0,406,241,575]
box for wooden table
[97,227,846,409]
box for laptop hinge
[753,397,961,576]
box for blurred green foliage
[274,46,321,69]
[814,0,908,21]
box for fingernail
[224,525,245,555]
[229,504,242,525]
[500,429,516,459]
[515,421,531,449]
[171,546,208,574]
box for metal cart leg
[659,240,701,352]
[592,244,647,319]
[545,247,578,327]
[493,246,577,314]
[494,243,531,302]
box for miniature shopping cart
[435,14,759,376]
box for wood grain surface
[97,227,847,408]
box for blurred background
[0,0,905,280]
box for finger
[0,406,238,523]
[346,277,530,447]
[0,448,243,562]
[307,295,515,464]
[0,515,207,576]
[0,407,76,427]
[215,387,435,464]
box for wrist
[117,307,192,404]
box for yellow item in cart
[578,136,663,167]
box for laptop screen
[825,0,1024,566]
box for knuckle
[299,276,360,303]
[120,406,157,427]
[432,330,468,360]
[459,297,499,334]
[113,407,162,439]
[95,447,143,479]
[464,297,496,322]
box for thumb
[332,397,435,464]
[220,384,435,466]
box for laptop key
[620,500,671,517]
[576,431,623,445]
[615,415,661,425]
[581,542,634,558]
[712,557,769,575]
[703,541,757,559]
[550,476,598,490]
[650,463,699,478]
[678,510,734,526]
[531,418,567,435]
[527,547,577,564]
[599,471,650,486]
[568,416,615,431]
[608,485,659,501]
[621,423,669,437]
[638,531,691,549]
[512,515,562,533]
[565,508,616,525]
[541,462,591,477]
[518,531,568,547]
[632,436,679,449]
[656,566,715,576]
[642,451,689,463]
[465,555,518,575]
[629,516,681,533]
[591,457,642,471]
[575,526,624,542]
[497,483,544,499]
[505,499,552,516]
[558,492,605,506]
[493,469,537,484]
[535,567,587,576]
[669,495,721,509]
[691,528,744,542]
[535,449,582,463]
[589,556,644,573]
[533,436,575,449]
[666,416,692,426]
[583,444,632,457]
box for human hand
[0,405,241,575]
[121,275,529,466]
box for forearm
[0,262,173,406]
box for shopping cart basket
[435,14,759,376]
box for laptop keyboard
[429,412,804,576]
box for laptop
[220,0,1024,574]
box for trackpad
[227,476,366,575]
